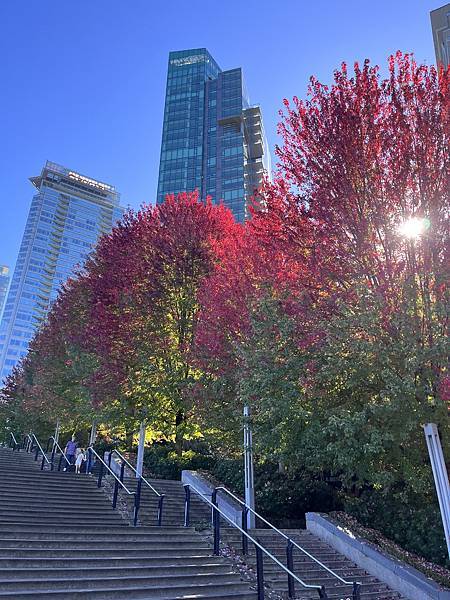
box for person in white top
[75,447,86,474]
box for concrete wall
[306,513,450,600]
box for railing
[87,446,142,526]
[215,486,361,600]
[9,432,20,451]
[24,433,52,471]
[23,434,33,452]
[109,449,165,526]
[46,436,71,471]
[184,482,327,600]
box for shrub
[343,489,449,567]
[208,458,342,528]
[143,443,216,480]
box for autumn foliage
[1,53,449,561]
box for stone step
[0,587,257,599]
[0,538,210,549]
[0,524,195,534]
[0,531,208,542]
[0,547,214,558]
[0,556,229,569]
[0,575,254,593]
[0,517,124,526]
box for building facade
[0,266,10,321]
[0,161,124,380]
[431,3,450,68]
[157,48,270,222]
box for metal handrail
[216,486,361,589]
[88,446,143,527]
[9,432,19,449]
[23,433,33,450]
[185,482,324,598]
[88,447,134,495]
[110,449,162,496]
[48,436,71,466]
[31,434,51,465]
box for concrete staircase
[0,446,256,599]
[116,471,403,599]
[121,476,212,527]
[223,528,402,599]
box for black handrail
[23,434,33,452]
[216,485,361,599]
[9,432,20,451]
[87,446,142,526]
[184,482,327,600]
[46,436,71,471]
[24,433,52,470]
[109,449,165,526]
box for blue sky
[0,0,440,271]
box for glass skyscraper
[0,161,124,380]
[157,48,270,222]
[431,3,450,68]
[0,266,10,321]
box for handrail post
[86,448,92,474]
[97,461,104,488]
[157,494,164,526]
[34,445,39,461]
[133,476,142,526]
[255,539,265,600]
[40,453,46,470]
[318,585,328,598]
[287,539,295,598]
[50,443,56,471]
[212,488,220,556]
[242,506,249,555]
[112,460,125,510]
[112,477,119,509]
[211,488,217,526]
[352,582,361,600]
[184,484,191,527]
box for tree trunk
[175,410,185,457]
[124,428,134,452]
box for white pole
[89,422,97,447]
[423,423,450,558]
[244,405,256,529]
[136,421,146,478]
[54,420,60,446]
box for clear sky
[0,0,440,272]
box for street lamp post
[424,423,450,559]
[243,405,255,529]
[89,421,97,447]
[136,420,147,478]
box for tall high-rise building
[0,161,124,380]
[431,3,450,68]
[157,48,270,222]
[0,266,10,320]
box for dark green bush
[208,458,342,528]
[143,443,216,480]
[344,489,449,567]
